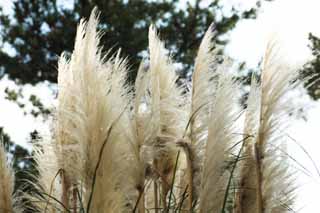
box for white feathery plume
[199,69,240,213]
[190,24,218,143]
[148,25,187,139]
[56,8,132,212]
[132,61,158,153]
[56,19,86,210]
[184,24,220,208]
[126,61,157,213]
[254,41,298,213]
[27,138,62,212]
[0,142,20,213]
[20,10,301,212]
[133,62,155,153]
[103,47,152,211]
[148,25,188,208]
[235,75,261,213]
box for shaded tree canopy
[302,33,320,100]
[0,127,37,191]
[0,0,266,85]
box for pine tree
[0,0,263,84]
[302,33,320,100]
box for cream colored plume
[190,24,218,143]
[199,70,240,212]
[254,42,298,213]
[148,25,188,208]
[235,75,261,213]
[27,138,62,212]
[27,8,301,212]
[132,60,159,153]
[129,61,150,213]
[185,24,220,208]
[148,25,187,140]
[56,8,133,212]
[132,60,158,166]
[0,143,20,213]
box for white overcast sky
[1,0,320,212]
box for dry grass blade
[222,135,248,213]
[0,142,19,213]
[199,70,240,212]
[86,105,128,213]
[166,151,181,212]
[148,25,188,210]
[185,24,219,210]
[254,41,299,213]
[286,134,320,178]
[234,75,260,213]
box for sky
[227,0,320,67]
[228,1,320,211]
[1,0,320,212]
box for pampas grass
[186,25,218,209]
[253,42,298,213]
[234,75,260,213]
[0,141,20,213]
[2,8,305,213]
[44,8,134,212]
[198,69,241,212]
[27,138,62,212]
[148,25,188,210]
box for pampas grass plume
[0,142,20,213]
[17,8,303,213]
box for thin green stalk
[35,191,71,213]
[221,137,247,213]
[154,180,159,213]
[75,188,85,213]
[176,185,189,212]
[44,168,63,213]
[166,151,180,212]
[86,107,127,213]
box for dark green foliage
[302,33,320,100]
[0,0,263,84]
[29,94,51,117]
[0,127,37,192]
[4,86,51,116]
